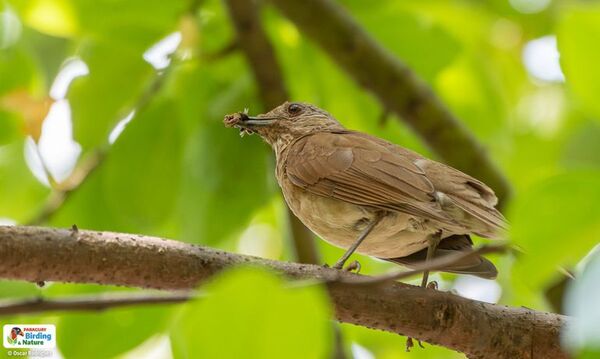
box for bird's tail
[382,234,498,279]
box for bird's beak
[239,113,277,126]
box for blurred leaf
[172,267,332,359]
[0,280,41,299]
[178,119,273,244]
[172,60,275,245]
[348,2,461,82]
[0,88,52,141]
[69,41,153,148]
[564,254,600,354]
[70,0,187,49]
[12,0,78,37]
[0,5,22,49]
[0,110,20,145]
[49,164,120,231]
[58,305,172,359]
[195,0,234,55]
[0,46,38,95]
[562,121,600,170]
[342,322,465,359]
[23,27,71,82]
[50,100,183,234]
[436,55,506,139]
[510,171,600,290]
[46,284,174,359]
[557,5,600,120]
[0,139,49,221]
[102,99,183,232]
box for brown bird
[224,102,506,283]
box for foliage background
[1,0,600,358]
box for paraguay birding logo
[6,327,23,345]
[3,324,56,348]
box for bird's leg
[420,231,442,288]
[332,213,384,270]
[406,232,442,352]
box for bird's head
[224,102,344,151]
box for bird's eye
[287,103,302,116]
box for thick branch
[268,0,511,206]
[0,226,567,359]
[225,0,320,264]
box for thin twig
[0,291,195,316]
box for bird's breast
[279,177,433,258]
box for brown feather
[384,234,498,279]
[285,131,457,225]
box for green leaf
[49,166,120,231]
[557,4,600,120]
[0,110,19,145]
[70,0,187,49]
[172,60,276,245]
[172,267,332,359]
[562,121,600,170]
[69,41,154,148]
[564,254,600,354]
[57,304,172,359]
[45,284,174,359]
[0,139,49,221]
[0,280,41,299]
[0,46,38,95]
[510,171,600,290]
[178,119,274,244]
[50,100,183,234]
[102,99,183,232]
[348,3,461,83]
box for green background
[1,0,600,357]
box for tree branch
[268,0,511,206]
[0,226,568,359]
[224,0,320,265]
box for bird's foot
[405,337,425,352]
[426,280,438,290]
[343,260,361,273]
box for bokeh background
[1,0,600,358]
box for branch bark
[267,0,511,206]
[0,226,567,359]
[224,0,320,264]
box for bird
[9,327,23,343]
[224,102,506,283]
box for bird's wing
[414,159,507,235]
[362,134,507,235]
[284,131,457,225]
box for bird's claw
[343,260,361,273]
[406,337,425,352]
[426,281,438,290]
